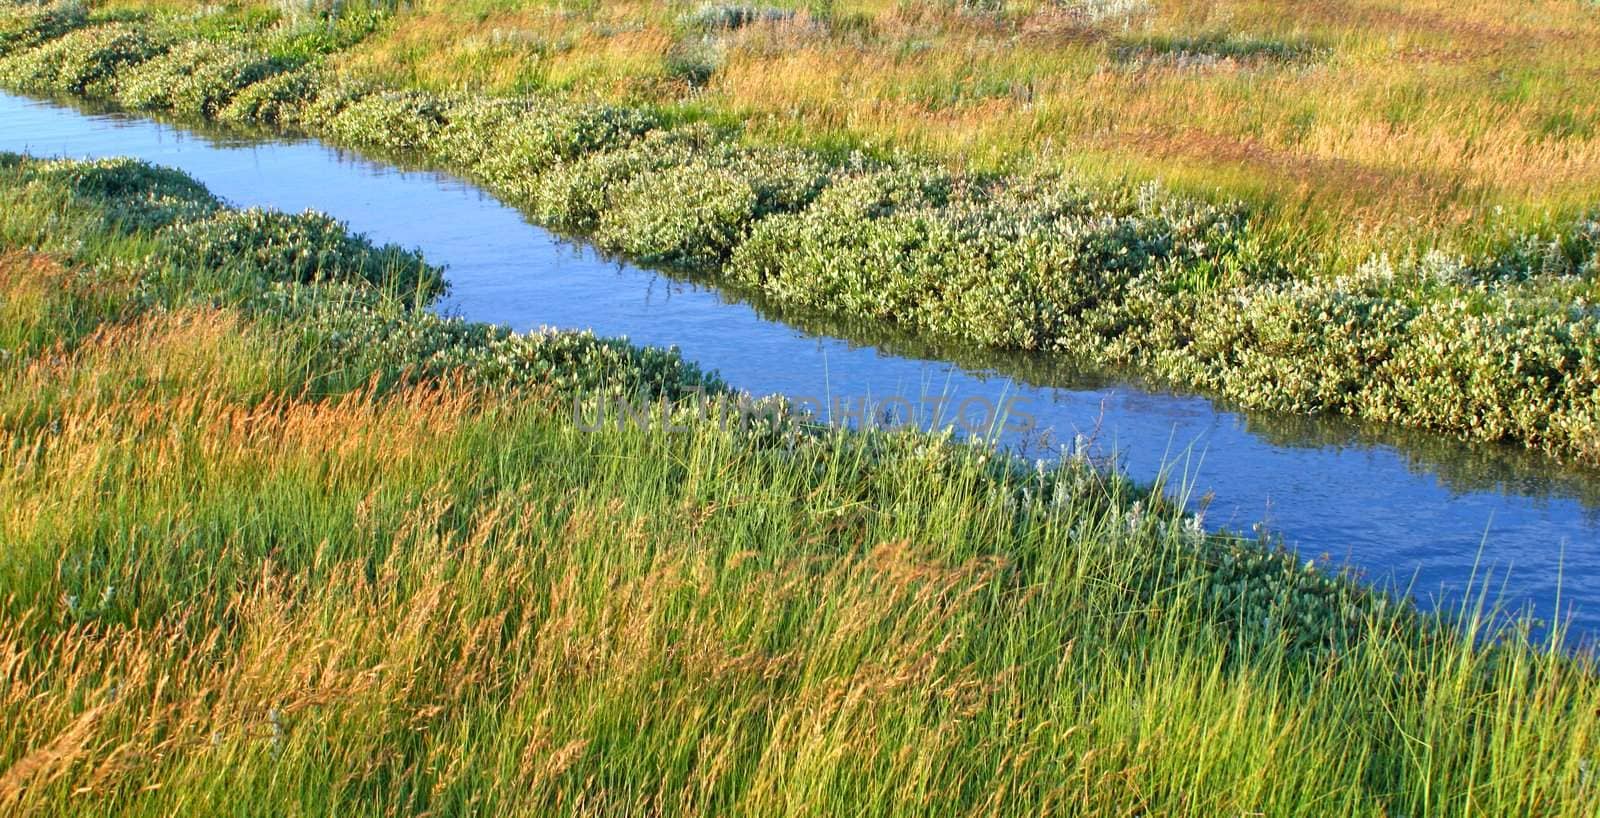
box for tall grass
[0,154,1597,815]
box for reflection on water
[4,90,1598,640]
[733,292,1600,513]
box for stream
[4,90,1597,641]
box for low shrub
[322,88,453,156]
[157,207,446,300]
[19,154,220,231]
[217,65,323,126]
[687,4,795,31]
[426,97,529,168]
[1369,297,1600,453]
[117,40,288,117]
[0,1,88,58]
[731,173,1249,349]
[269,286,725,399]
[475,99,660,202]
[595,163,758,265]
[594,145,832,265]
[1103,248,1600,459]
[527,127,712,230]
[297,75,375,123]
[0,22,167,96]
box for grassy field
[0,152,1597,816]
[1,9,1599,811]
[97,0,1600,258]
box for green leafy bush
[594,145,831,265]
[1369,297,1600,460]
[297,75,375,123]
[475,99,660,202]
[687,4,795,31]
[425,97,529,168]
[0,1,87,58]
[594,163,758,265]
[322,89,452,155]
[269,286,725,399]
[20,155,220,231]
[1106,251,1600,460]
[730,173,1249,348]
[157,207,446,300]
[0,22,166,96]
[217,65,323,126]
[526,127,711,230]
[117,40,288,117]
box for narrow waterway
[5,91,1597,639]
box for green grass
[0,153,1598,814]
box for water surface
[4,91,1596,638]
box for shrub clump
[117,40,288,118]
[0,22,166,96]
[20,155,220,231]
[270,287,726,399]
[296,76,375,124]
[594,144,833,266]
[1107,243,1600,461]
[157,207,446,300]
[217,65,324,126]
[425,97,531,169]
[321,89,454,156]
[474,100,661,202]
[730,173,1251,349]
[525,127,713,231]
[687,4,795,31]
[0,1,89,58]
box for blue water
[4,91,1597,639]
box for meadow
[2,0,1599,465]
[96,0,1600,258]
[1,2,1600,812]
[0,150,1597,816]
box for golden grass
[1,224,1596,813]
[292,0,1600,257]
[0,250,140,347]
[0,281,1032,810]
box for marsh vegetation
[2,0,1598,463]
[3,1,1600,813]
[0,151,1596,816]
